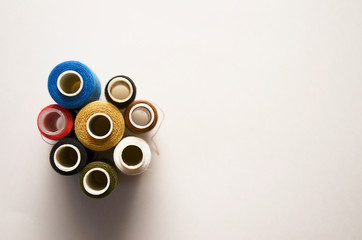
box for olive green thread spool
[79,161,118,199]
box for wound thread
[124,100,158,133]
[113,136,151,175]
[105,75,136,108]
[49,138,89,175]
[48,61,101,109]
[79,161,118,199]
[75,101,125,151]
[37,104,73,140]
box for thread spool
[75,101,125,151]
[48,61,101,109]
[113,136,151,175]
[124,100,158,133]
[79,161,118,199]
[105,75,136,108]
[37,104,73,141]
[49,138,89,175]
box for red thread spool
[37,104,73,140]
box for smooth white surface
[0,0,361,240]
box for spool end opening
[122,145,143,168]
[130,105,154,128]
[54,144,81,172]
[38,108,66,136]
[108,78,133,103]
[86,113,113,140]
[57,70,83,96]
[83,168,110,195]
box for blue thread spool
[48,61,101,109]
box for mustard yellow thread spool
[75,101,125,151]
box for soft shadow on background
[51,146,149,240]
[1,0,362,239]
[55,169,142,240]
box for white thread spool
[113,136,151,175]
[86,113,113,139]
[53,144,81,172]
[83,167,111,196]
[57,70,84,97]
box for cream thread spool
[75,101,125,151]
[124,100,158,134]
[113,136,151,175]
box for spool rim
[107,77,134,103]
[129,103,155,129]
[38,108,67,136]
[83,167,111,196]
[57,70,84,97]
[86,113,114,140]
[53,144,81,172]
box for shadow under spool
[75,101,125,151]
[124,100,158,134]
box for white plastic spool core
[38,108,66,136]
[121,145,144,169]
[86,113,113,139]
[129,103,155,129]
[57,70,84,97]
[107,77,133,103]
[83,168,110,196]
[54,144,81,172]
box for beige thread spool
[124,100,158,134]
[75,101,125,151]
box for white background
[0,0,361,239]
